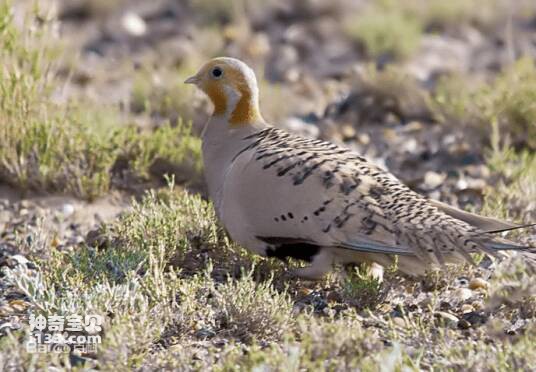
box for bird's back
[219,126,528,274]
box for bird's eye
[211,67,223,79]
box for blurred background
[3,0,536,208]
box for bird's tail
[477,222,536,256]
[482,222,536,235]
[337,221,535,276]
[399,224,536,276]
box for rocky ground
[1,0,536,370]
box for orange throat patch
[204,81,261,127]
[205,84,227,116]
[229,84,261,127]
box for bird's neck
[211,84,264,128]
[201,114,267,216]
[229,85,263,127]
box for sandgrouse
[185,57,533,280]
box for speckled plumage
[187,57,533,279]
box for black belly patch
[256,236,321,262]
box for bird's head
[185,57,263,126]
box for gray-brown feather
[232,127,529,273]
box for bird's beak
[184,74,200,85]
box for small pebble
[121,12,147,37]
[358,133,370,145]
[73,236,85,244]
[392,316,406,328]
[452,287,473,302]
[402,138,418,153]
[0,305,13,317]
[469,278,489,291]
[8,300,29,312]
[322,307,335,316]
[423,171,446,190]
[461,311,488,327]
[298,287,313,296]
[405,121,423,131]
[472,301,484,311]
[61,203,75,217]
[435,311,459,327]
[195,328,216,339]
[461,304,474,313]
[7,255,29,268]
[0,211,10,222]
[341,125,356,140]
[51,237,61,248]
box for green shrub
[344,5,422,59]
[435,58,536,150]
[0,3,201,199]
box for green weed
[0,3,202,199]
[344,3,422,60]
[435,58,536,150]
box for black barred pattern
[235,127,524,265]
